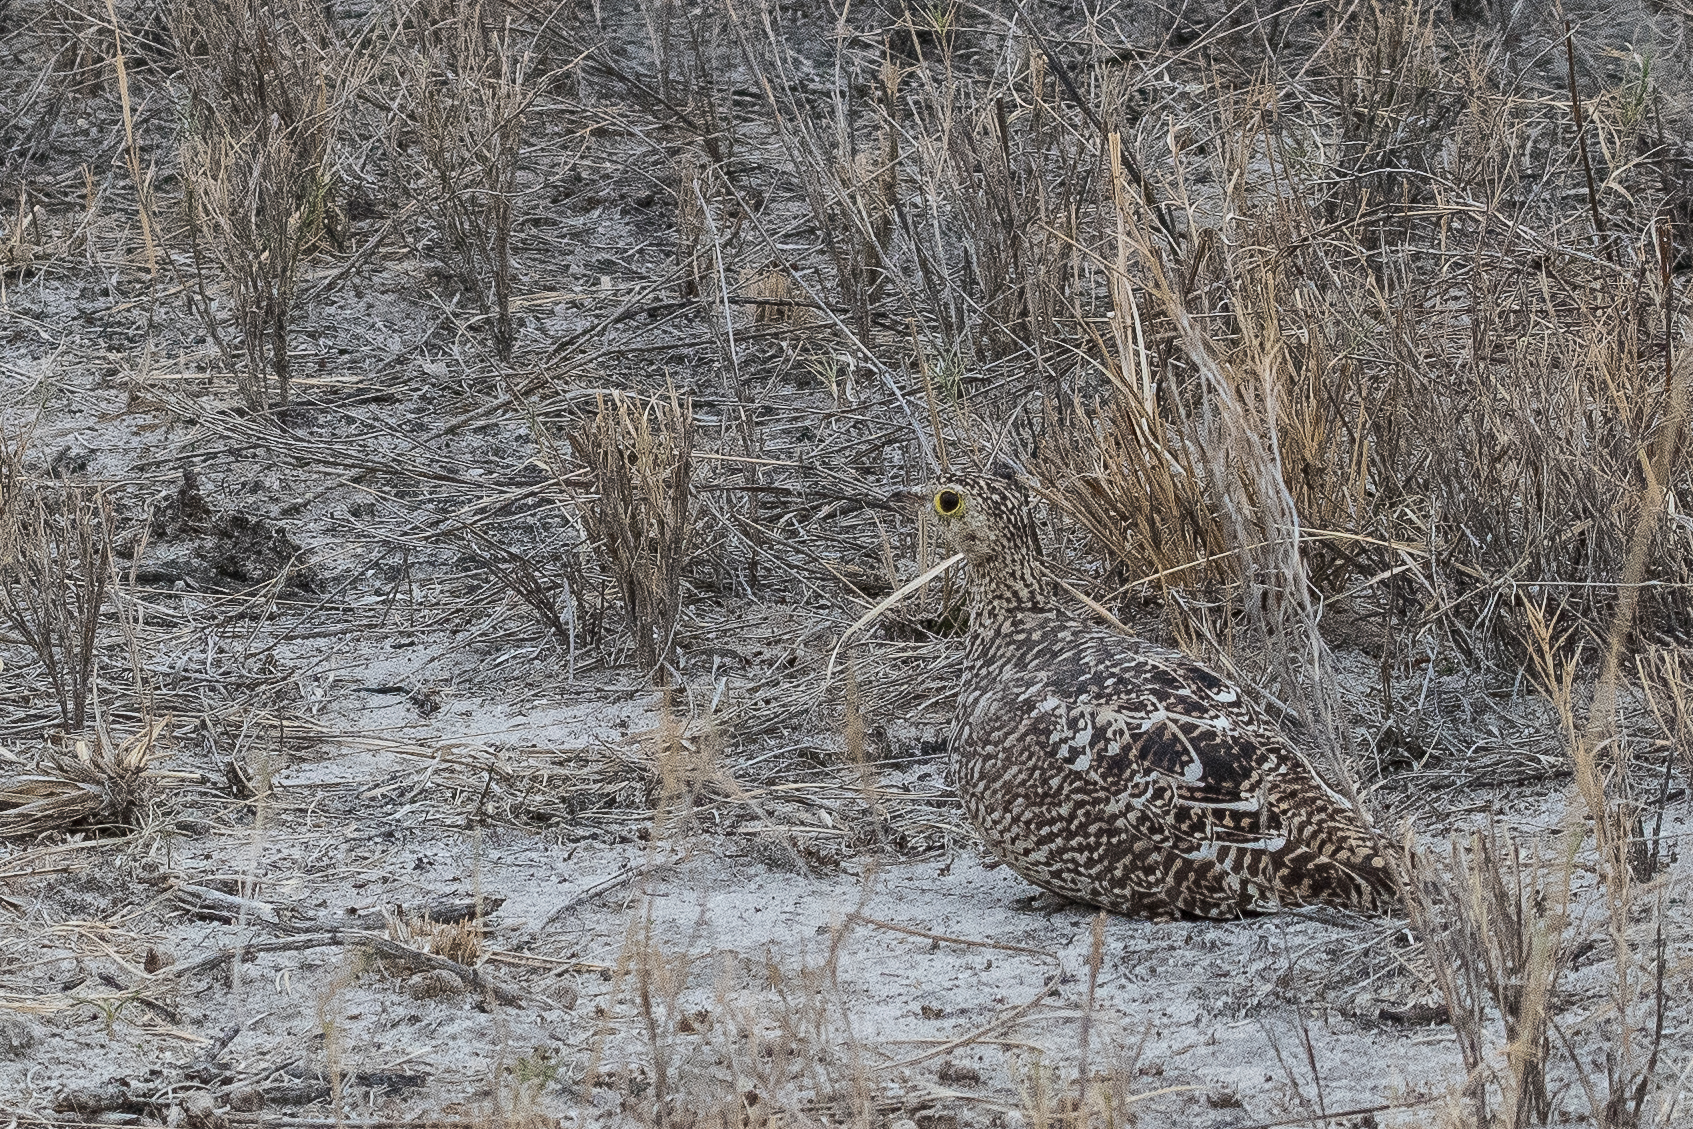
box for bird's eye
[935,489,964,516]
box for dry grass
[0,719,166,840]
[2,0,1693,1123]
[1404,824,1566,1127]
[389,0,531,363]
[569,392,695,678]
[0,434,116,733]
[169,0,349,411]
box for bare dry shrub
[0,0,107,199]
[1042,135,1231,600]
[628,1,739,312]
[673,150,710,301]
[737,19,900,342]
[391,0,530,362]
[429,476,599,670]
[1321,0,1453,226]
[645,693,730,840]
[1638,648,1693,877]
[642,0,735,165]
[924,47,1089,361]
[570,392,695,676]
[0,444,115,733]
[672,151,755,326]
[1037,23,1693,677]
[40,0,118,95]
[169,0,344,410]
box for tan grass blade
[825,552,964,686]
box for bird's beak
[888,488,928,508]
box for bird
[919,470,1396,919]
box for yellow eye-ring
[934,488,964,516]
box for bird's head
[922,470,1041,568]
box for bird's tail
[1326,824,1401,911]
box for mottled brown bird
[924,471,1395,919]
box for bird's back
[951,606,1394,919]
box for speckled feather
[931,472,1395,920]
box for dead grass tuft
[570,391,696,677]
[417,918,484,967]
[169,0,345,410]
[0,440,117,734]
[390,0,531,363]
[0,719,166,840]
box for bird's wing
[1004,641,1311,851]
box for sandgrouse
[922,471,1395,919]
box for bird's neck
[965,548,1052,627]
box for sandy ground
[5,616,1690,1124]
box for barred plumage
[924,472,1395,919]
